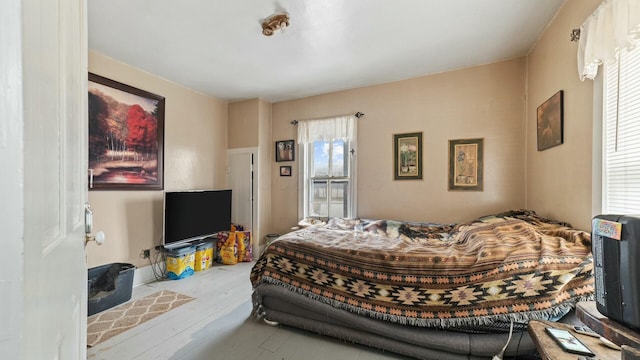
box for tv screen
[163,189,231,249]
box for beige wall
[526,0,600,231]
[257,99,273,247]
[270,58,528,234]
[228,99,259,149]
[87,51,228,268]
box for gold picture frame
[393,132,423,180]
[448,138,483,191]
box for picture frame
[393,132,423,180]
[280,166,292,177]
[537,90,564,151]
[448,138,483,191]
[275,139,295,162]
[88,73,165,190]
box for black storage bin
[88,263,136,316]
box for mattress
[251,210,594,359]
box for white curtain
[297,115,356,144]
[578,0,640,80]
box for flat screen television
[163,189,232,249]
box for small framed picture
[537,90,564,151]
[280,166,292,176]
[276,140,295,162]
[448,138,483,191]
[393,132,423,180]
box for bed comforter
[250,210,594,332]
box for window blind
[603,44,640,213]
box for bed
[250,210,595,359]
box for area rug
[87,289,194,347]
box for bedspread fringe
[253,277,594,331]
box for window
[602,45,640,213]
[305,139,352,218]
[297,115,357,219]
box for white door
[227,149,255,231]
[1,0,88,358]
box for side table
[576,301,640,349]
[528,320,621,360]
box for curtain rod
[290,111,364,125]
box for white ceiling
[88,0,565,103]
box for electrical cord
[148,248,167,281]
[514,329,524,359]
[493,319,515,360]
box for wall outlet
[141,249,151,258]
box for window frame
[299,138,356,220]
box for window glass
[329,180,348,218]
[309,180,328,218]
[313,140,329,177]
[332,139,347,177]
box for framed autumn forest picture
[88,73,165,190]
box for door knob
[84,202,105,245]
[86,230,105,246]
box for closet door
[227,150,254,230]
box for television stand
[576,301,640,349]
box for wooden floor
[88,261,409,360]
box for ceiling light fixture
[262,12,289,36]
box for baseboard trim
[133,263,163,287]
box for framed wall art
[393,132,423,180]
[537,90,564,151]
[448,138,483,191]
[88,73,165,190]
[280,166,292,176]
[275,139,295,162]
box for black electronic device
[545,327,595,357]
[162,189,232,249]
[592,215,640,330]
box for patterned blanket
[250,210,594,331]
